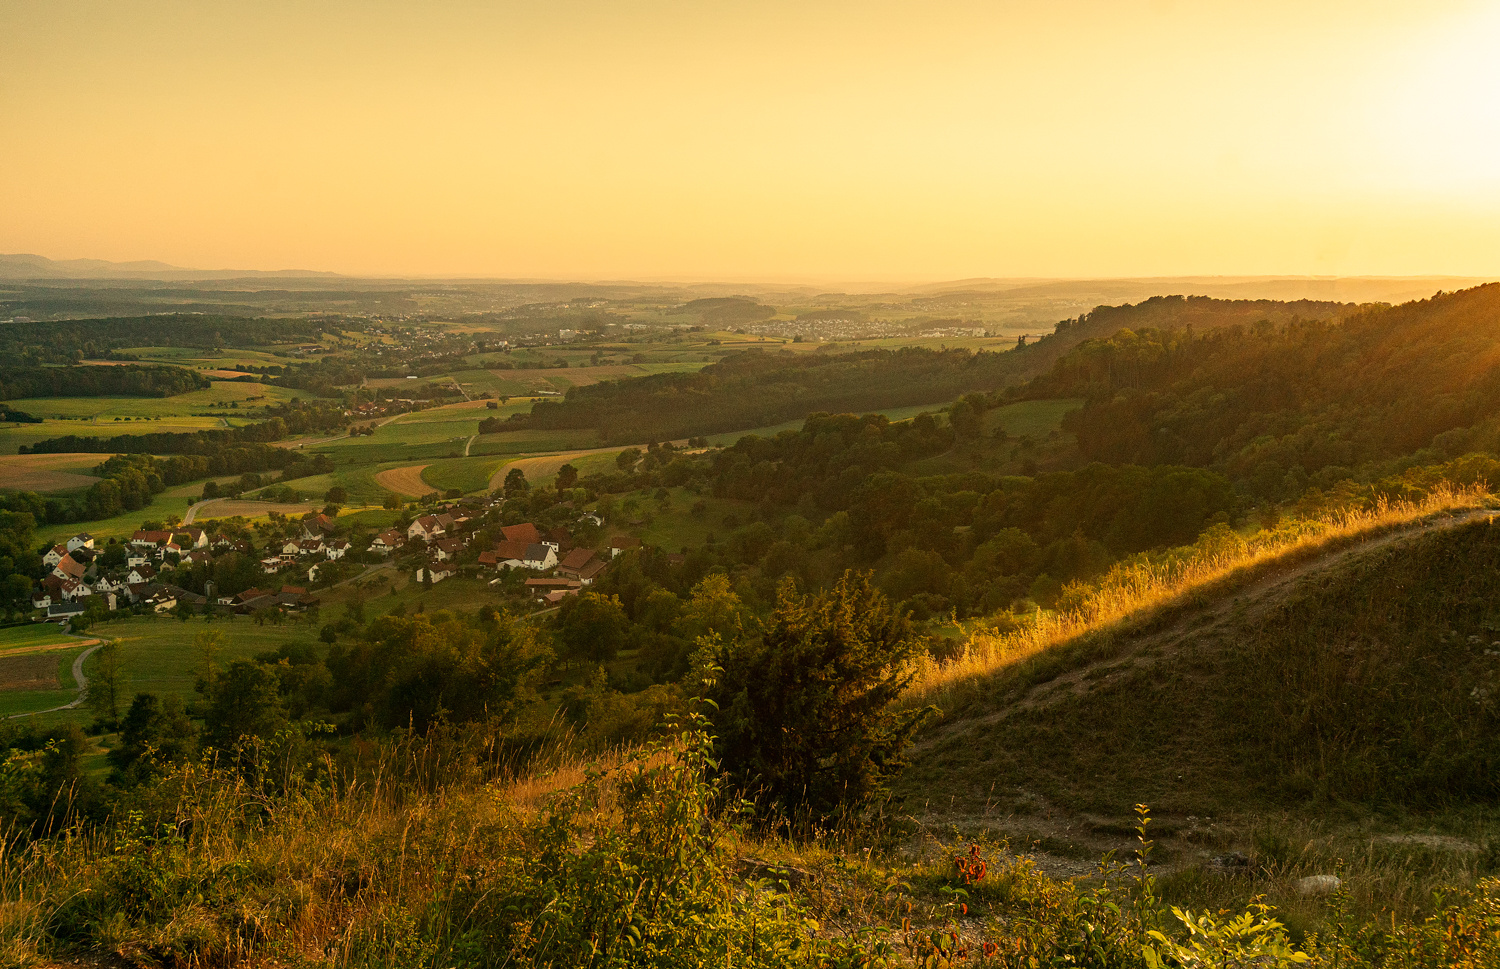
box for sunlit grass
[905,485,1497,710]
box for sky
[2,0,1499,281]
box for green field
[0,644,89,719]
[621,487,759,553]
[421,456,507,494]
[0,625,101,719]
[311,404,490,464]
[0,624,88,652]
[469,428,603,457]
[984,397,1084,437]
[703,400,953,446]
[335,574,504,618]
[34,481,207,547]
[4,381,308,422]
[0,381,310,456]
[292,463,411,504]
[4,616,324,728]
[123,346,298,369]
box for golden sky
[3,1,1498,280]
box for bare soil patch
[0,453,102,492]
[0,652,65,692]
[376,464,436,497]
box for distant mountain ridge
[0,253,341,281]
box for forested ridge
[1019,283,1500,500]
[504,295,1352,442]
[0,364,209,400]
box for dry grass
[373,464,434,498]
[905,486,1495,710]
[484,446,623,490]
[0,454,101,492]
[194,499,316,520]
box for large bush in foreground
[708,572,935,821]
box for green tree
[707,571,934,821]
[555,463,579,490]
[383,492,402,510]
[616,448,641,471]
[555,592,630,664]
[85,641,123,727]
[504,467,529,495]
[325,485,348,504]
[108,692,196,785]
[203,660,286,752]
[194,629,224,692]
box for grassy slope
[901,515,1500,818]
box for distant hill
[503,294,1354,442]
[0,253,340,281]
[679,296,775,326]
[913,275,1498,305]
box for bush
[708,571,936,822]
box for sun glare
[1378,3,1500,191]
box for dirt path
[7,636,106,720]
[376,464,434,498]
[485,446,623,491]
[464,434,477,457]
[181,496,224,524]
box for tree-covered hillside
[0,364,209,400]
[506,296,1352,442]
[1018,284,1500,499]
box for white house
[65,533,95,553]
[494,540,557,571]
[369,529,404,555]
[408,514,450,543]
[42,544,67,568]
[416,562,456,584]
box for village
[26,493,638,625]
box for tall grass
[906,485,1495,710]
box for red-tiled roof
[493,539,530,561]
[501,523,541,545]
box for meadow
[0,380,309,457]
[13,615,322,731]
[33,481,208,546]
[0,625,100,719]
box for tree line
[0,364,210,401]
